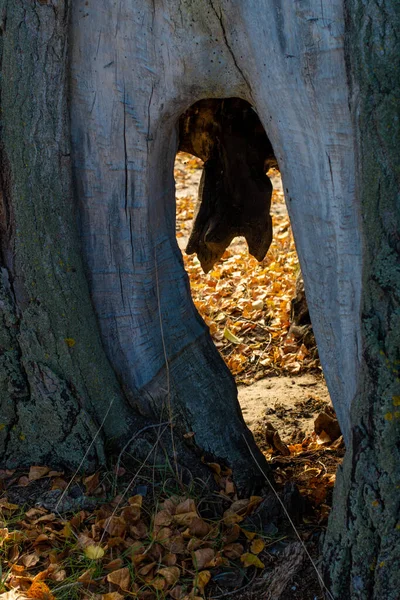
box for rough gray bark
[323,2,400,598]
[0,0,137,469]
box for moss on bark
[323,1,400,598]
[0,0,135,468]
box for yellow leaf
[195,570,211,593]
[223,327,242,344]
[250,538,265,555]
[84,544,105,559]
[240,552,265,569]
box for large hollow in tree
[179,98,277,273]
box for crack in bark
[208,0,253,96]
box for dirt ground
[238,373,331,444]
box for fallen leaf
[188,517,211,538]
[84,544,105,559]
[157,566,180,587]
[98,516,126,537]
[223,543,244,559]
[192,548,214,570]
[107,567,130,591]
[195,570,211,593]
[84,472,100,495]
[240,552,265,569]
[28,466,50,481]
[250,538,265,555]
[175,498,196,515]
[223,327,242,344]
[22,554,40,568]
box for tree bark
[0,0,166,472]
[1,0,364,493]
[323,2,400,598]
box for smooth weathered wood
[70,0,362,445]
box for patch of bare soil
[238,373,330,447]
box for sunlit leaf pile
[175,154,320,384]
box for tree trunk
[1,1,363,492]
[323,2,400,598]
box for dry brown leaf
[84,472,100,495]
[188,517,211,538]
[162,553,177,566]
[223,542,244,559]
[157,566,180,587]
[169,585,184,600]
[154,510,172,528]
[0,499,19,511]
[28,466,50,481]
[121,505,141,524]
[175,498,196,515]
[192,548,214,570]
[78,568,96,583]
[222,524,241,544]
[104,558,124,571]
[107,567,130,591]
[130,520,148,539]
[101,593,125,600]
[128,494,143,508]
[225,479,235,495]
[222,510,243,526]
[173,512,198,528]
[22,554,40,568]
[98,516,126,538]
[138,562,156,577]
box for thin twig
[54,397,116,515]
[154,245,179,480]
[98,421,171,548]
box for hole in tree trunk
[175,98,344,519]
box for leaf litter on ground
[0,155,343,600]
[175,153,320,384]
